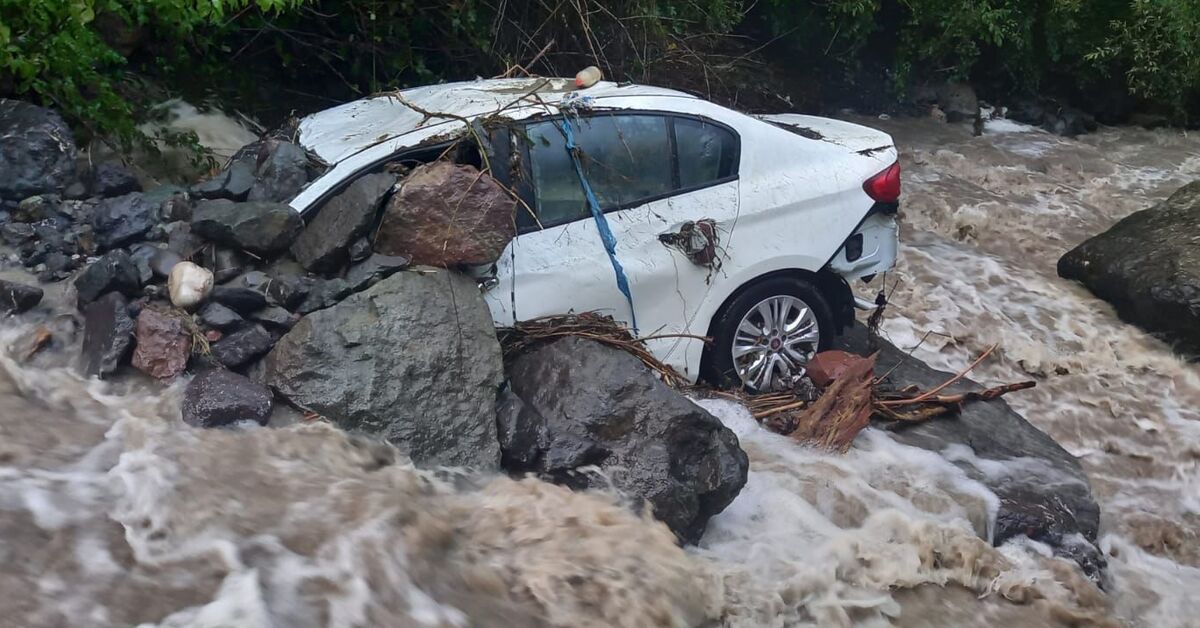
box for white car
[291,78,900,390]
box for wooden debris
[20,326,53,362]
[498,312,701,388]
[789,352,876,451]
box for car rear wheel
[704,276,835,391]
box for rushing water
[1,115,1198,626]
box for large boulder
[291,172,396,272]
[89,192,158,250]
[79,292,135,378]
[498,336,749,543]
[246,141,311,203]
[182,369,272,428]
[191,200,303,255]
[191,159,255,201]
[834,326,1103,575]
[87,163,142,198]
[1059,182,1200,353]
[374,162,517,267]
[0,100,77,201]
[260,269,504,469]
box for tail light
[863,161,901,203]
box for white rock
[168,261,214,309]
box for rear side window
[675,117,737,189]
[523,113,738,228]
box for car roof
[297,78,698,164]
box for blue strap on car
[558,114,639,334]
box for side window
[522,113,738,229]
[525,114,674,226]
[675,117,736,188]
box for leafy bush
[0,0,307,148]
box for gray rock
[250,305,296,330]
[74,250,141,307]
[2,222,34,245]
[348,236,371,263]
[294,277,350,314]
[0,279,42,314]
[191,199,302,255]
[833,325,1103,576]
[128,243,159,284]
[195,245,245,284]
[0,100,78,201]
[87,163,142,198]
[499,336,748,543]
[183,368,272,428]
[247,141,310,203]
[191,159,255,201]
[90,192,157,250]
[79,292,135,378]
[1059,181,1200,354]
[345,253,410,292]
[261,270,503,469]
[211,324,274,368]
[149,249,183,278]
[198,302,244,331]
[63,181,89,200]
[291,173,396,272]
[209,285,268,314]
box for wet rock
[345,254,410,292]
[182,368,272,428]
[74,250,141,307]
[834,325,1104,575]
[264,273,309,310]
[131,308,192,380]
[249,305,296,330]
[291,173,396,272]
[38,252,73,282]
[79,292,135,377]
[208,285,268,314]
[1059,181,1200,354]
[1010,100,1098,137]
[87,163,142,197]
[211,323,274,368]
[128,243,158,284]
[348,237,371,263]
[155,189,192,223]
[936,82,978,121]
[191,199,303,255]
[247,141,310,203]
[0,279,42,314]
[90,192,157,250]
[261,269,503,469]
[14,195,55,222]
[293,277,350,314]
[198,302,244,331]
[498,336,748,543]
[2,222,34,245]
[167,261,214,309]
[374,162,517,267]
[191,159,255,202]
[164,221,204,258]
[0,100,78,201]
[195,245,245,283]
[150,249,183,278]
[63,181,89,200]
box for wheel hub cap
[731,295,821,391]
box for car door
[482,110,740,374]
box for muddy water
[0,117,1197,626]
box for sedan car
[290,78,900,390]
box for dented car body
[291,78,900,389]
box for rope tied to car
[557,112,639,334]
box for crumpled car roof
[297,78,697,165]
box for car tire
[703,276,835,391]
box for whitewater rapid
[0,116,1197,627]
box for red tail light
[863,161,901,203]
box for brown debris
[788,352,876,451]
[19,326,53,362]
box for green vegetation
[2,0,1198,146]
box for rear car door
[483,110,740,376]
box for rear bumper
[827,203,899,282]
